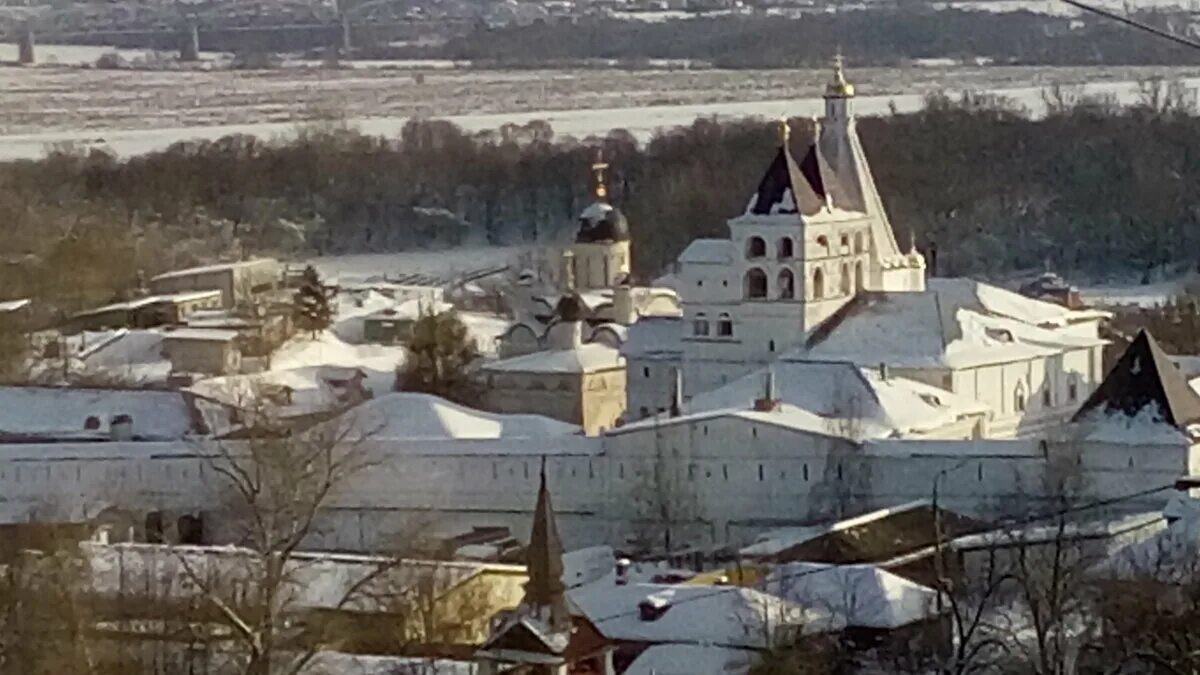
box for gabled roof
[740,500,984,566]
[745,144,825,217]
[1073,330,1200,431]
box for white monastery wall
[0,430,1186,552]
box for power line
[1060,0,1200,51]
[585,482,1176,624]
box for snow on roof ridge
[150,257,277,281]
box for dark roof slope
[748,144,826,215]
[1073,329,1200,429]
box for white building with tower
[625,58,1109,437]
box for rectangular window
[693,320,710,337]
[717,321,733,337]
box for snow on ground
[1079,279,1184,309]
[309,247,528,285]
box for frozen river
[1,68,1198,162]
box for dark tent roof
[1073,329,1200,429]
[524,465,566,613]
[576,206,631,243]
[748,144,825,216]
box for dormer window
[746,236,767,259]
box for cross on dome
[826,50,855,98]
[591,149,609,200]
[777,116,791,144]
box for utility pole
[1060,0,1200,51]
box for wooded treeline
[3,85,1200,318]
[437,9,1200,69]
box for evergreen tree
[292,265,334,338]
[395,310,481,407]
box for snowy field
[3,61,1200,160]
[307,247,529,284]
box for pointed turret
[524,459,569,631]
[746,118,825,216]
[1074,330,1200,430]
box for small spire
[909,230,917,254]
[777,117,790,145]
[525,459,568,630]
[591,148,609,200]
[826,49,855,98]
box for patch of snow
[0,386,206,439]
[340,392,580,441]
[1076,402,1189,445]
[678,238,733,265]
[161,328,238,342]
[272,331,406,395]
[569,582,833,647]
[0,298,30,313]
[481,342,623,374]
[764,563,941,630]
[623,644,756,675]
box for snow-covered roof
[481,343,624,374]
[71,290,223,319]
[1092,511,1194,583]
[301,653,477,675]
[338,392,581,441]
[188,365,367,419]
[804,279,1106,369]
[620,316,682,361]
[569,582,830,648]
[161,328,239,342]
[84,542,521,614]
[678,239,733,265]
[764,563,941,630]
[150,258,277,281]
[0,386,221,441]
[623,645,756,675]
[682,361,988,439]
[0,298,30,313]
[77,329,172,384]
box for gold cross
[591,149,609,199]
[778,117,790,144]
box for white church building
[625,58,1109,438]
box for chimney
[615,558,631,586]
[109,414,133,441]
[879,363,889,381]
[753,367,779,412]
[560,250,576,291]
[670,368,684,417]
[638,595,671,621]
[613,282,636,325]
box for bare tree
[627,414,703,558]
[178,413,380,675]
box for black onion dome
[555,294,585,323]
[576,202,631,243]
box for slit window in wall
[643,366,651,378]
[840,262,851,295]
[1042,388,1052,408]
[722,465,729,480]
[758,464,764,481]
[977,464,983,482]
[1069,377,1079,401]
[803,464,809,481]
[768,340,776,353]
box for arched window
[816,235,830,256]
[745,236,767,259]
[854,231,865,254]
[717,313,733,337]
[840,234,850,253]
[1014,382,1027,413]
[840,263,851,296]
[693,312,710,337]
[811,267,825,300]
[854,261,864,293]
[744,268,768,300]
[777,238,794,260]
[778,269,795,299]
